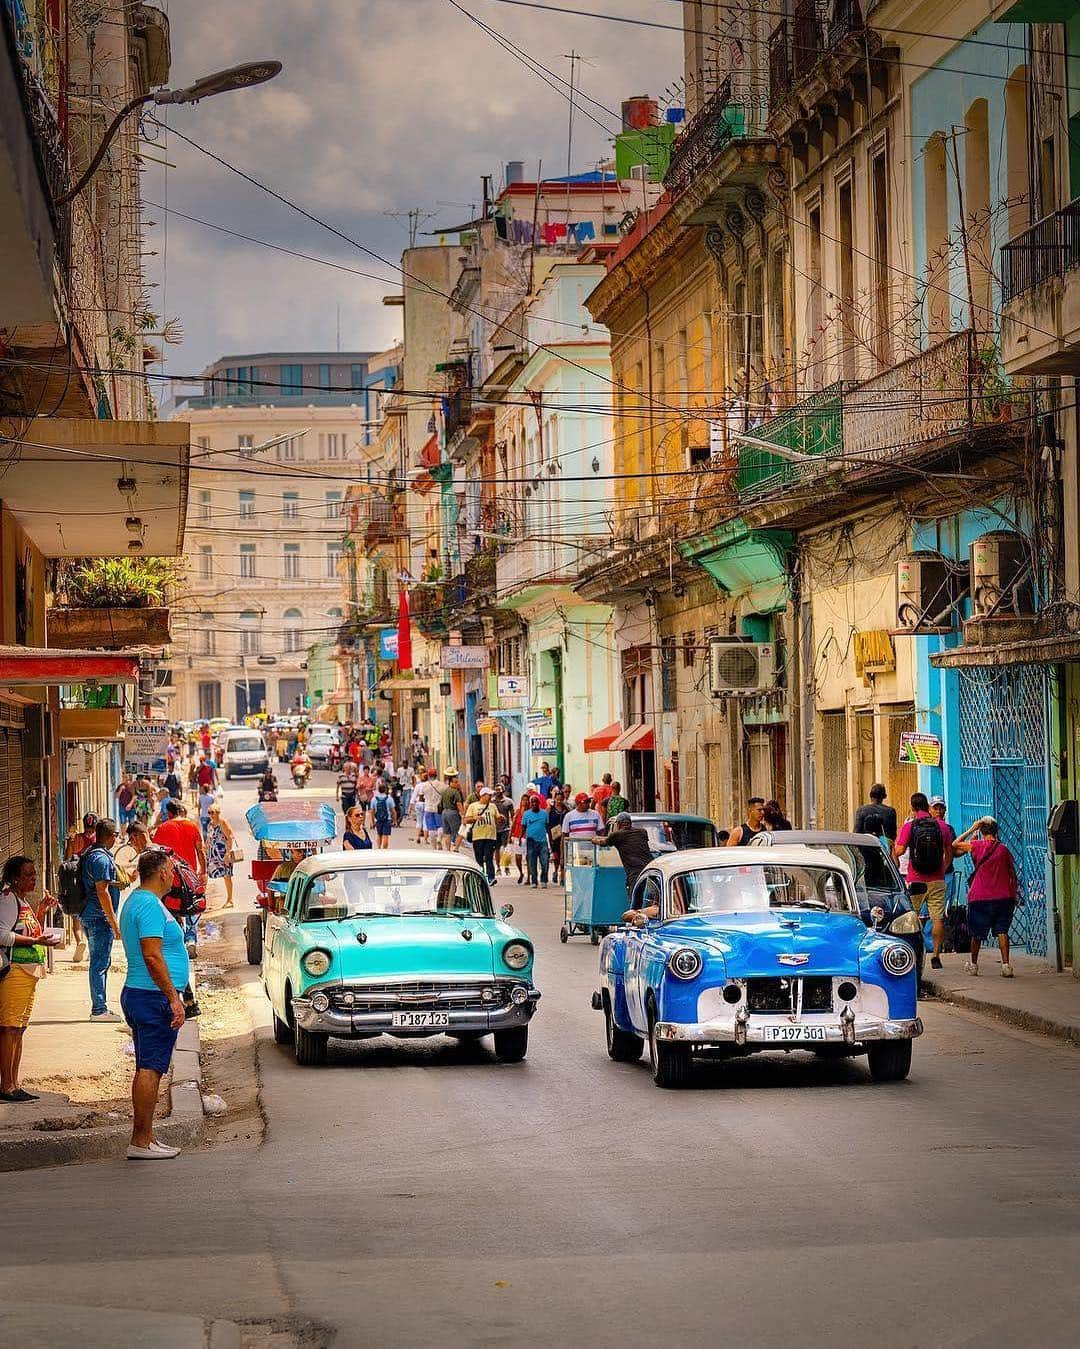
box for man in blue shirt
[521,794,551,888]
[119,847,189,1160]
[535,762,556,798]
[80,817,122,1021]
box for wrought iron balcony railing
[663,76,769,200]
[1001,198,1080,304]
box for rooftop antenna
[383,207,439,248]
[561,51,594,252]
[336,303,341,353]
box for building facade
[166,353,376,721]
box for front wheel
[649,1014,690,1089]
[605,996,644,1062]
[559,925,569,944]
[245,912,263,965]
[293,1020,328,1066]
[867,1039,912,1082]
[493,1026,528,1062]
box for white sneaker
[1001,963,1014,978]
[90,1011,122,1022]
[149,1139,181,1157]
[964,961,979,976]
[127,1143,179,1160]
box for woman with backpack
[0,856,63,1102]
[953,817,1019,978]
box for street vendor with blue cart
[580,812,655,914]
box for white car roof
[645,845,854,880]
[295,848,485,880]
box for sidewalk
[0,937,205,1170]
[922,950,1080,1047]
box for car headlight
[888,911,923,936]
[502,941,531,970]
[668,947,702,980]
[302,949,331,977]
[882,942,916,976]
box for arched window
[1004,66,1030,237]
[924,132,950,341]
[964,98,991,331]
[239,610,260,656]
[283,608,304,653]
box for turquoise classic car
[262,849,541,1065]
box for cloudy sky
[146,0,682,384]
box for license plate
[390,1011,450,1028]
[760,1024,828,1042]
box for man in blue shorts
[119,847,189,1160]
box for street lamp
[55,60,282,206]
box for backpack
[909,815,945,875]
[161,854,207,919]
[58,852,88,916]
[373,794,392,827]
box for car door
[623,873,662,1031]
[265,872,301,996]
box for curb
[0,1019,206,1173]
[922,978,1080,1048]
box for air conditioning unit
[895,551,964,632]
[708,638,775,696]
[970,531,1034,619]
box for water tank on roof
[622,96,657,131]
[505,161,525,186]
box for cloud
[145,0,681,377]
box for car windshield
[668,864,857,916]
[636,819,717,851]
[302,866,493,919]
[228,736,263,753]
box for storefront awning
[930,632,1080,669]
[0,646,140,685]
[611,722,655,752]
[584,720,623,752]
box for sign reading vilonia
[440,645,489,669]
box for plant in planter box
[56,557,186,610]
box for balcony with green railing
[736,384,844,499]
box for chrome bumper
[292,985,540,1037]
[655,1014,923,1046]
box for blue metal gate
[956,666,1049,955]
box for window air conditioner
[708,638,775,696]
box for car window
[227,735,263,753]
[299,866,495,919]
[667,864,857,915]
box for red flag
[397,587,412,671]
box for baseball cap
[614,811,632,826]
[929,795,946,806]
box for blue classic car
[593,845,922,1088]
[262,850,540,1065]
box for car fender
[858,933,918,1020]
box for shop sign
[124,720,169,774]
[497,674,528,701]
[476,716,500,735]
[898,730,942,767]
[378,628,398,661]
[526,708,554,733]
[440,645,489,669]
[531,736,558,754]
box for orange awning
[611,722,655,752]
[0,646,140,685]
[583,720,623,753]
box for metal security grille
[957,666,1049,955]
[0,728,25,861]
[819,711,849,830]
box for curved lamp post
[55,60,282,206]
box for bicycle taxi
[244,799,338,965]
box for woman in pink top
[953,817,1018,978]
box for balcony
[443,388,472,445]
[768,0,871,130]
[664,77,770,202]
[736,332,1024,517]
[1000,199,1080,376]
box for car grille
[745,977,833,1014]
[330,981,508,1013]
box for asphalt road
[4,770,1080,1348]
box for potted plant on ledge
[48,558,183,650]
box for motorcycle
[291,761,311,789]
[257,776,279,803]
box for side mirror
[499,903,514,920]
[870,905,886,930]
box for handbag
[229,845,245,863]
